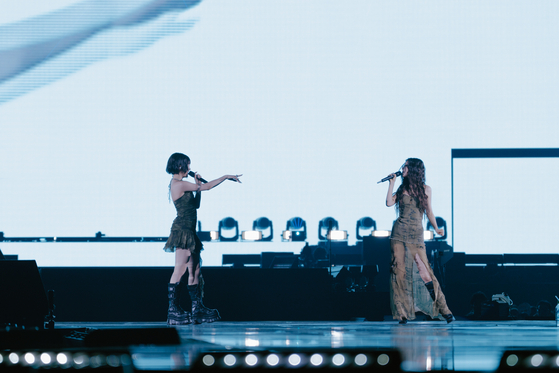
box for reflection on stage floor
[52,320,559,372]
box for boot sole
[167,318,193,326]
[193,316,221,324]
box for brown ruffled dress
[163,191,203,254]
[389,194,451,320]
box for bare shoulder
[172,179,197,192]
[425,184,432,195]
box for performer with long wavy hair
[164,152,242,325]
[385,158,454,324]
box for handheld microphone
[188,171,208,184]
[377,171,402,184]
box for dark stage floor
[48,320,559,372]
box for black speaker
[0,260,49,328]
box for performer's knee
[414,254,432,282]
[174,263,187,278]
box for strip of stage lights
[193,350,402,370]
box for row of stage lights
[193,350,400,370]
[0,216,446,243]
[2,349,558,371]
[201,216,447,242]
[0,350,131,370]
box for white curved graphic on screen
[0,0,201,104]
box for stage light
[318,217,338,240]
[197,221,220,241]
[245,354,258,366]
[224,354,236,366]
[107,355,120,368]
[356,217,376,240]
[56,353,69,365]
[424,230,434,240]
[327,230,348,241]
[426,216,447,240]
[531,354,544,367]
[24,352,36,365]
[9,353,19,364]
[371,230,391,237]
[90,354,104,368]
[218,217,239,242]
[310,354,323,366]
[73,353,89,367]
[0,353,3,364]
[241,230,263,241]
[288,354,301,366]
[202,355,215,366]
[355,354,368,366]
[252,217,273,241]
[332,353,345,366]
[266,354,280,366]
[283,217,307,241]
[377,353,390,366]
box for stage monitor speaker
[362,236,391,292]
[222,254,261,267]
[261,252,296,269]
[0,260,48,328]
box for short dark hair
[166,153,190,174]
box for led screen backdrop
[1,0,558,254]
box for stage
[6,320,554,372]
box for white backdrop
[1,0,558,257]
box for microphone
[188,171,207,184]
[377,171,402,184]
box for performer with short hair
[385,158,454,324]
[164,152,241,325]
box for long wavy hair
[395,158,428,215]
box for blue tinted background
[1,0,558,254]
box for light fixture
[371,230,391,237]
[192,350,401,370]
[327,230,348,241]
[318,217,339,241]
[197,221,219,242]
[241,230,263,241]
[426,217,447,240]
[283,217,306,241]
[356,217,376,240]
[424,230,434,240]
[499,350,559,371]
[218,217,239,242]
[252,217,273,241]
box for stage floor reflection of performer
[385,158,454,324]
[164,153,241,325]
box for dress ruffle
[163,228,203,254]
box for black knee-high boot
[188,284,220,324]
[425,281,436,301]
[167,283,192,326]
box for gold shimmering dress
[389,194,451,320]
[163,191,203,254]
